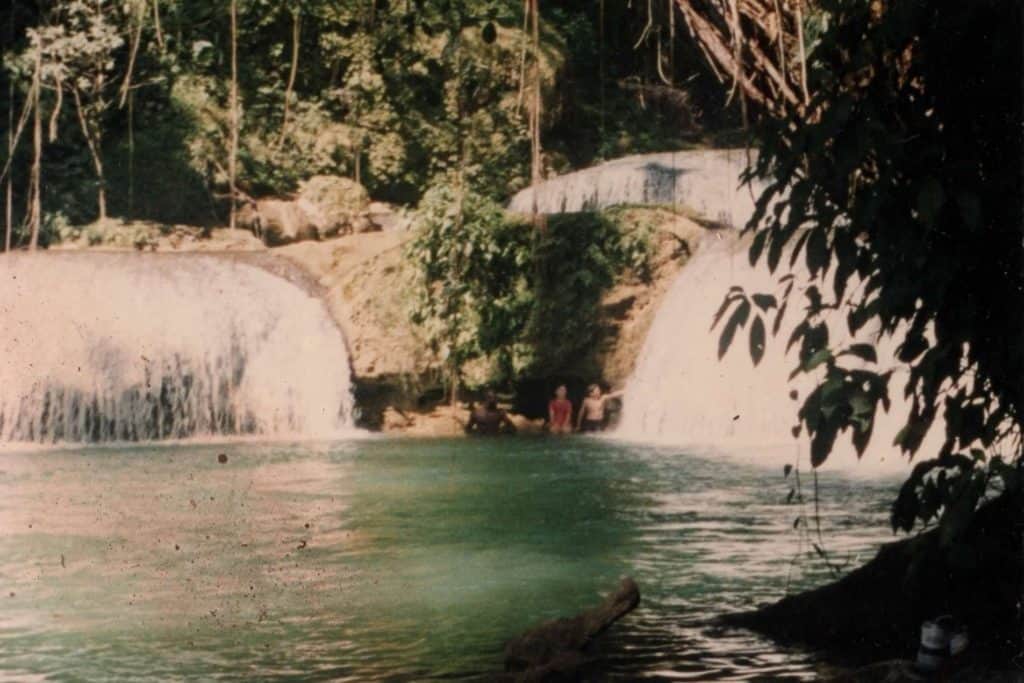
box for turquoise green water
[0,437,897,680]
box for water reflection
[0,438,897,680]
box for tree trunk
[672,0,808,118]
[449,366,459,408]
[97,178,107,221]
[152,0,165,48]
[528,0,542,226]
[278,8,301,144]
[228,0,239,230]
[5,75,13,252]
[128,91,134,217]
[29,46,42,250]
[5,6,13,252]
[72,87,107,222]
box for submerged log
[502,577,640,680]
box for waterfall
[616,234,940,474]
[510,148,937,473]
[508,149,764,228]
[0,253,355,444]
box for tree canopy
[714,0,1022,535]
[1,0,737,240]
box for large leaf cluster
[407,182,534,378]
[407,185,652,389]
[716,0,1023,533]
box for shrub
[407,180,653,393]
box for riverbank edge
[718,490,1023,680]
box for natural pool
[0,437,898,681]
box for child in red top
[548,385,573,434]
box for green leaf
[810,422,839,467]
[773,300,788,336]
[711,292,743,330]
[805,229,829,275]
[803,348,832,372]
[752,293,777,312]
[897,332,928,362]
[749,316,767,366]
[718,300,751,360]
[847,299,880,334]
[852,417,874,456]
[789,230,811,268]
[916,177,946,226]
[767,230,786,272]
[787,320,809,352]
[842,343,878,364]
[749,230,768,266]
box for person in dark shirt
[465,392,517,436]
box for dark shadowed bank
[721,490,1023,677]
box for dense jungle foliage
[1,0,736,238]
[714,0,1023,562]
[407,185,652,392]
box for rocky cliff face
[275,206,711,431]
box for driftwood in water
[501,577,640,681]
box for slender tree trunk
[5,5,13,252]
[515,0,529,114]
[96,168,107,220]
[5,70,13,253]
[598,0,605,138]
[72,88,107,221]
[528,0,545,232]
[128,90,134,217]
[528,0,541,214]
[278,8,301,144]
[152,0,165,48]
[119,15,144,109]
[354,139,361,185]
[447,24,466,409]
[29,46,42,250]
[449,369,459,408]
[228,0,239,230]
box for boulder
[298,175,373,238]
[366,201,412,232]
[238,198,318,246]
[238,177,378,245]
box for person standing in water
[576,384,623,433]
[465,391,517,436]
[548,384,573,434]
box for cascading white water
[0,253,355,444]
[616,233,940,474]
[508,149,764,227]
